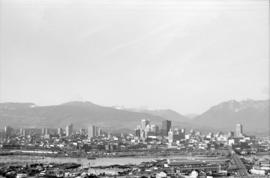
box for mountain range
[114,107,188,123]
[0,99,269,135]
[192,99,269,135]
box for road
[228,147,249,177]
[232,153,249,177]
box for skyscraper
[235,123,243,137]
[161,120,172,136]
[141,119,150,130]
[145,124,151,138]
[4,126,13,138]
[57,128,63,136]
[97,127,102,137]
[42,128,48,135]
[65,124,73,137]
[88,125,96,140]
[135,128,141,138]
[168,128,174,143]
[140,130,146,140]
[19,128,26,137]
[150,124,159,135]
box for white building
[65,124,73,137]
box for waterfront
[0,154,232,177]
[0,154,228,167]
[0,153,269,177]
[0,155,183,167]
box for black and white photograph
[0,0,269,177]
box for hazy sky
[0,0,269,114]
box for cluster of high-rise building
[168,128,186,144]
[65,124,73,137]
[0,121,268,177]
[0,123,107,141]
[4,126,12,138]
[134,119,186,143]
[161,120,171,136]
[135,119,172,140]
[56,124,105,140]
[235,123,244,137]
[133,120,248,146]
[0,120,246,142]
[87,125,103,140]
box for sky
[0,0,269,114]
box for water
[0,154,229,167]
[0,155,167,167]
[0,155,203,167]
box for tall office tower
[135,128,141,137]
[168,128,174,143]
[57,128,63,136]
[4,126,13,138]
[19,128,25,137]
[97,127,102,137]
[65,124,73,137]
[19,128,27,137]
[88,125,96,140]
[161,120,172,136]
[41,128,45,135]
[94,126,101,137]
[140,130,146,140]
[150,124,159,135]
[145,124,151,138]
[141,119,150,130]
[235,124,243,137]
[41,128,48,135]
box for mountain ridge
[192,99,269,133]
[0,101,189,130]
[0,99,269,134]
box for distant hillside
[185,114,198,119]
[0,99,269,135]
[192,99,269,134]
[0,101,187,130]
[123,108,189,123]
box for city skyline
[0,0,269,177]
[1,119,248,138]
[0,117,269,177]
[0,0,269,114]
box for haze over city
[0,0,269,114]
